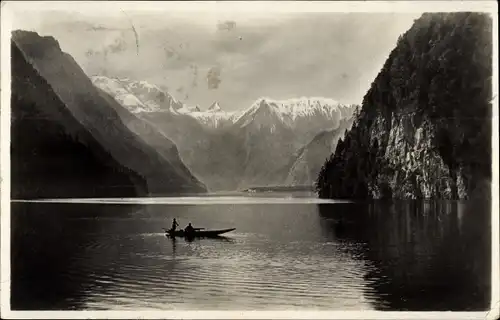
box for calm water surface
[11,193,491,311]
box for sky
[12,8,421,111]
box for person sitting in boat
[171,218,179,232]
[184,223,195,234]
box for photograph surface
[1,1,498,319]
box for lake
[10,193,491,311]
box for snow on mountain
[91,76,185,114]
[235,97,354,127]
[233,97,356,145]
[208,102,222,112]
[188,101,239,129]
[90,75,361,190]
[92,76,236,129]
[234,98,287,132]
[92,76,356,134]
[189,111,238,129]
[227,98,357,190]
[92,76,148,113]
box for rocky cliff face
[367,116,468,199]
[11,30,206,198]
[316,13,492,200]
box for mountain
[285,116,355,186]
[92,76,357,134]
[232,105,299,189]
[228,98,357,190]
[96,89,208,192]
[234,97,356,145]
[208,102,222,112]
[91,76,185,113]
[92,75,357,191]
[11,38,146,199]
[91,77,237,130]
[316,12,492,200]
[187,102,239,130]
[11,30,206,198]
[190,98,357,190]
[90,76,214,185]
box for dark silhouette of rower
[184,222,195,234]
[171,218,179,232]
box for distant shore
[242,185,316,193]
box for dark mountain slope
[11,41,147,199]
[11,30,206,197]
[316,13,492,199]
[96,89,207,191]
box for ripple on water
[43,205,377,310]
[72,252,372,310]
[13,199,488,311]
[71,237,373,309]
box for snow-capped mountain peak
[260,96,344,118]
[208,101,222,112]
[91,75,237,129]
[189,102,238,129]
[234,97,285,128]
[92,75,356,133]
[234,96,354,127]
[91,75,185,114]
[232,96,357,140]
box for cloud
[206,66,222,90]
[217,20,237,32]
[12,10,421,110]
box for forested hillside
[316,13,492,199]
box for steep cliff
[11,30,207,198]
[316,13,492,200]
[11,40,147,199]
[96,89,207,192]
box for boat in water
[164,228,236,238]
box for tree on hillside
[316,12,492,199]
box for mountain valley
[92,75,357,191]
[11,30,207,198]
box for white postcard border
[1,1,498,319]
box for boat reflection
[181,235,235,243]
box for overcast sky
[13,9,421,111]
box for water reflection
[11,199,490,311]
[317,200,491,311]
[10,202,142,310]
[179,235,235,244]
[12,201,368,310]
[171,237,177,257]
